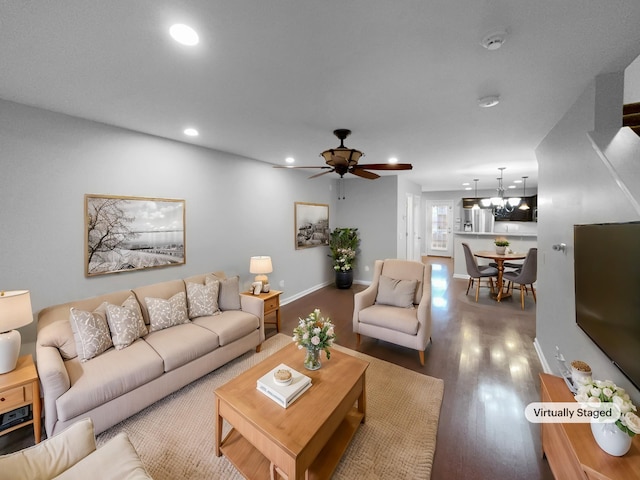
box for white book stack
[256,364,312,408]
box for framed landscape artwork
[295,202,329,249]
[85,194,186,276]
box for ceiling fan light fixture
[388,157,398,164]
[478,95,500,108]
[169,24,199,46]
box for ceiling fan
[274,129,413,180]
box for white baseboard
[534,337,552,374]
[280,282,332,305]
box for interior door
[426,201,453,257]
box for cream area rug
[97,334,444,479]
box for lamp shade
[0,290,33,333]
[249,256,273,275]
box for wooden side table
[0,355,41,444]
[242,290,282,332]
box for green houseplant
[329,228,360,289]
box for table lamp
[0,290,33,374]
[249,256,273,291]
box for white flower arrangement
[332,247,356,272]
[574,379,640,437]
[292,309,336,359]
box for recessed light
[508,185,516,189]
[462,182,470,186]
[389,157,398,164]
[285,157,295,164]
[478,95,500,108]
[465,187,472,191]
[184,128,199,137]
[170,24,199,46]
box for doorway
[426,200,453,257]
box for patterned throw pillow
[146,292,190,332]
[105,295,149,350]
[218,276,241,311]
[186,281,220,319]
[69,303,113,362]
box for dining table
[474,250,527,301]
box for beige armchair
[353,259,432,366]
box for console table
[540,373,640,479]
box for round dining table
[474,250,527,301]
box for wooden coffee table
[215,343,369,480]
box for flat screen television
[574,222,640,390]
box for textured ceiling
[2,1,640,191]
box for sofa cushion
[186,281,220,319]
[143,323,220,372]
[57,340,164,421]
[218,275,241,311]
[146,292,189,332]
[0,417,96,480]
[105,295,148,350]
[375,275,418,308]
[55,432,151,480]
[358,304,420,335]
[192,310,259,346]
[69,304,113,362]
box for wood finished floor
[1,257,554,479]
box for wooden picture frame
[85,194,185,276]
[295,202,329,249]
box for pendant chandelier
[490,167,517,215]
[519,176,530,210]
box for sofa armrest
[240,294,265,343]
[35,344,70,438]
[0,418,96,480]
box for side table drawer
[0,385,31,412]
[264,298,279,313]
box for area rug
[97,334,444,479]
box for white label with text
[525,402,621,423]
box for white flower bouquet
[575,379,640,437]
[292,309,336,359]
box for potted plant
[329,227,360,289]
[494,237,509,254]
[574,379,640,456]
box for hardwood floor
[1,257,554,479]
[273,257,554,480]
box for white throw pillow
[105,295,148,350]
[375,275,418,308]
[186,281,220,319]
[146,292,190,332]
[69,303,113,362]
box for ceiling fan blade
[350,168,380,180]
[308,169,335,179]
[354,163,413,170]
[273,165,332,169]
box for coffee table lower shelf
[220,408,364,480]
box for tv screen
[574,222,640,390]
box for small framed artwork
[295,202,329,249]
[85,194,186,276]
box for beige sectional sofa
[36,271,264,438]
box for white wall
[0,99,339,355]
[535,71,640,401]
[624,54,640,103]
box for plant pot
[335,270,353,289]
[590,422,632,456]
[495,246,506,255]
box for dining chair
[503,248,537,309]
[462,243,498,302]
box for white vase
[590,422,632,456]
[495,246,506,254]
